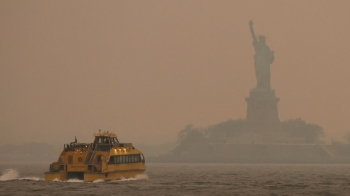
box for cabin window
[140,154,144,163]
[122,155,125,164]
[116,156,120,164]
[103,138,110,144]
[135,154,140,162]
[110,156,115,164]
[108,154,143,164]
[68,156,73,164]
[125,155,128,163]
[97,155,102,163]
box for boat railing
[94,144,112,151]
[113,143,133,148]
[64,143,92,152]
[76,143,134,154]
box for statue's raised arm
[249,20,258,43]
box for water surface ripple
[1,163,350,195]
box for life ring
[78,157,82,162]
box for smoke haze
[1,1,350,146]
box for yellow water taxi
[44,131,146,182]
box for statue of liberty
[249,20,274,90]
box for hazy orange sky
[1,1,350,146]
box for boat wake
[92,179,105,183]
[0,169,18,181]
[66,179,84,183]
[0,169,44,181]
[0,169,148,183]
[52,178,84,183]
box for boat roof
[93,132,117,138]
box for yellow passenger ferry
[44,131,146,182]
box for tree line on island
[177,118,324,145]
[173,118,350,159]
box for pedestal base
[245,89,280,131]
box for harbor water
[1,162,350,195]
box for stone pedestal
[245,89,280,131]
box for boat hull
[44,169,145,182]
[44,171,66,181]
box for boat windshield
[95,137,119,144]
[112,137,119,144]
